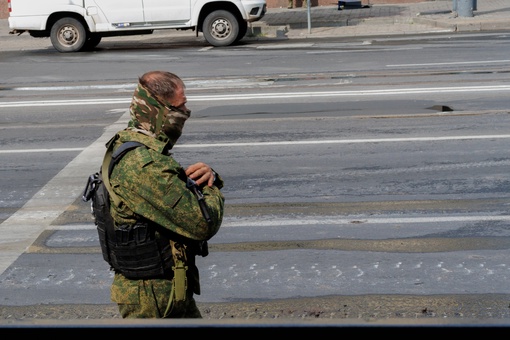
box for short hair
[139,71,185,101]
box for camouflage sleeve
[211,168,224,189]
[111,147,224,241]
[202,184,225,237]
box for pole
[456,0,474,17]
[307,0,311,34]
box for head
[128,71,191,145]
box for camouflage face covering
[128,84,190,145]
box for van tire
[50,17,87,53]
[235,21,248,42]
[202,10,239,47]
[82,34,102,51]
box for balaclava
[127,83,190,147]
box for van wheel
[82,34,102,51]
[202,10,239,47]
[50,17,87,53]
[235,21,248,42]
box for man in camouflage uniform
[105,71,224,318]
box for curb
[250,14,510,39]
[413,17,510,32]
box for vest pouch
[97,222,113,264]
[88,172,116,265]
[109,223,173,280]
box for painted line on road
[51,214,510,230]
[0,148,86,154]
[2,134,510,154]
[220,215,510,228]
[2,85,510,107]
[0,110,127,276]
[173,135,510,148]
[388,59,510,67]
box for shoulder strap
[101,141,145,207]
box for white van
[7,0,266,52]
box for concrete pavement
[254,0,510,39]
[1,0,510,51]
[2,0,510,328]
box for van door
[88,0,144,23]
[142,0,191,23]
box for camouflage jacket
[107,129,224,241]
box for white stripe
[388,59,510,67]
[0,148,85,154]
[49,224,97,230]
[2,135,510,154]
[49,215,510,230]
[2,85,510,107]
[173,135,510,148]
[221,215,510,227]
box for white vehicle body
[7,0,266,52]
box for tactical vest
[83,141,173,279]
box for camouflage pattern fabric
[105,80,225,318]
[128,83,191,146]
[111,273,202,318]
[109,129,224,240]
[106,129,224,318]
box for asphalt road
[2,23,510,329]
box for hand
[185,162,215,187]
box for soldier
[105,70,225,318]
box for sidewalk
[255,0,510,38]
[1,0,509,50]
